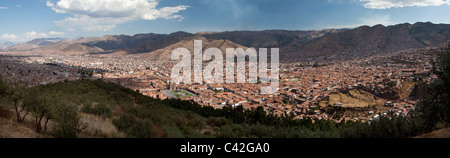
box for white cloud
[25,31,65,39]
[48,31,65,36]
[47,0,189,31]
[26,31,48,38]
[1,31,65,42]
[361,0,450,9]
[25,31,37,37]
[54,14,126,31]
[1,34,17,40]
[360,14,395,26]
[326,14,394,29]
[16,5,21,7]
[0,7,7,9]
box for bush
[217,124,245,138]
[0,107,12,119]
[82,103,112,118]
[52,104,87,138]
[0,76,7,96]
[207,117,232,127]
[113,114,157,138]
[161,125,184,138]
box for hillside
[0,79,214,138]
[0,78,436,138]
[415,128,450,138]
[0,110,44,138]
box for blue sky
[1,0,450,42]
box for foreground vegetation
[0,78,422,138]
[0,46,449,138]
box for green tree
[5,80,29,123]
[416,45,450,130]
[0,76,7,96]
[26,91,54,132]
[313,62,320,67]
[52,103,87,138]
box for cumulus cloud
[26,31,49,38]
[48,31,65,36]
[47,0,189,31]
[25,31,65,39]
[361,0,450,9]
[1,34,17,40]
[54,14,125,31]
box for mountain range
[2,22,450,62]
[2,38,64,52]
[0,41,16,49]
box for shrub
[0,107,12,119]
[113,114,156,138]
[162,125,184,138]
[82,103,112,118]
[52,104,87,138]
[206,117,232,127]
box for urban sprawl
[0,47,438,123]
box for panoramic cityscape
[0,0,449,143]
[0,42,437,123]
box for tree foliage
[52,103,87,138]
[416,45,450,130]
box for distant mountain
[282,22,450,61]
[35,30,343,56]
[0,41,16,49]
[2,38,64,52]
[41,36,112,53]
[201,29,345,50]
[3,22,450,62]
[39,31,194,54]
[202,22,450,61]
[140,36,248,61]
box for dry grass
[321,89,385,108]
[415,128,450,138]
[79,113,124,138]
[0,107,53,138]
[396,81,415,100]
[0,117,46,138]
